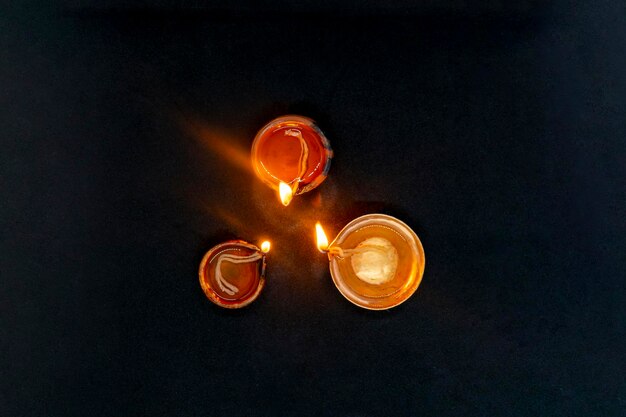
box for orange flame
[279,182,294,206]
[260,241,271,253]
[315,222,329,252]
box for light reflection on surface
[181,117,251,173]
[179,116,343,291]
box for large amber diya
[316,214,425,310]
[199,240,270,308]
[251,115,333,206]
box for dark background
[1,1,625,415]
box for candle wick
[328,244,389,259]
[214,252,263,295]
[285,129,309,189]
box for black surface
[2,2,625,416]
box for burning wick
[279,181,294,206]
[214,240,270,295]
[315,222,398,285]
[277,129,309,206]
[315,222,329,252]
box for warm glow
[315,222,329,252]
[182,120,251,173]
[260,241,271,253]
[279,181,294,206]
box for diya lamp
[315,214,425,310]
[199,239,271,308]
[251,115,333,206]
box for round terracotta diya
[251,115,333,206]
[199,240,270,308]
[316,214,425,310]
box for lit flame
[260,241,271,254]
[279,181,294,206]
[315,222,329,252]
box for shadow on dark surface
[60,0,544,19]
